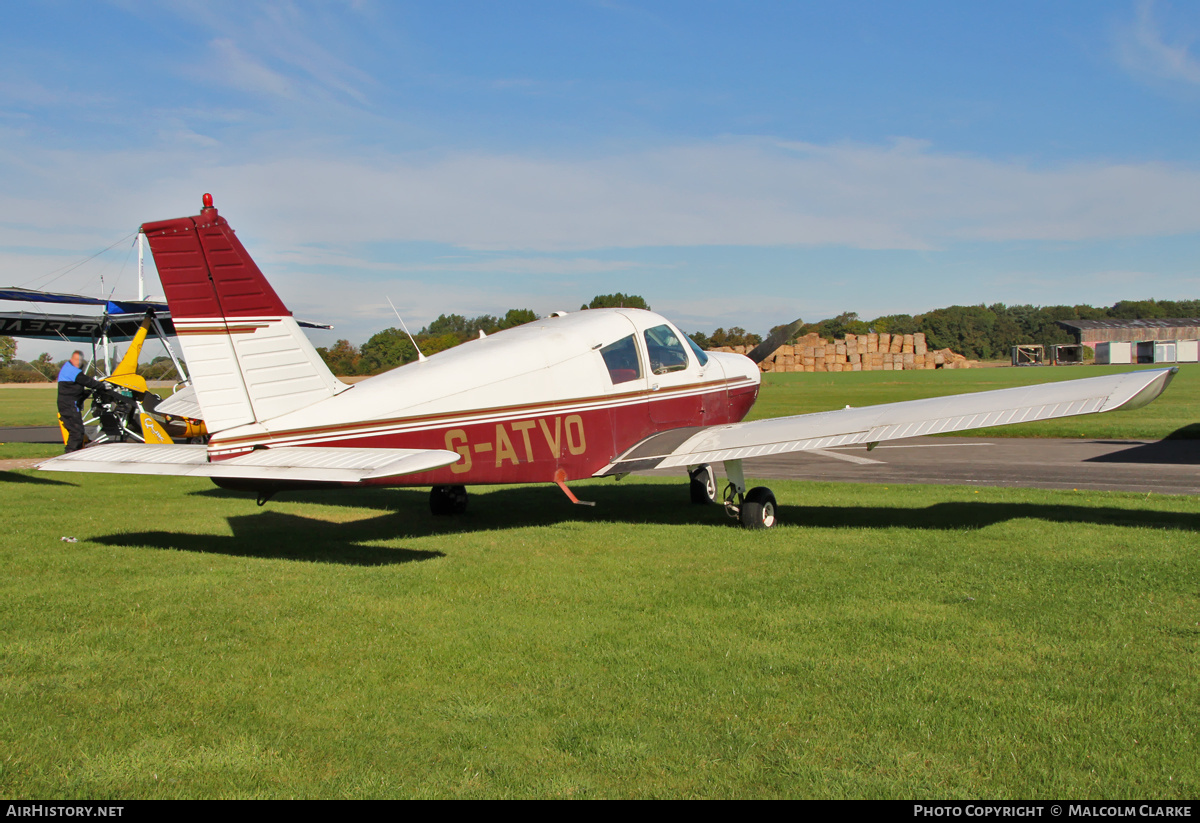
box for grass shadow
[1163,423,1200,440]
[157,482,1200,543]
[782,501,1200,532]
[91,507,447,566]
[0,470,75,486]
[90,483,733,563]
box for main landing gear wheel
[739,487,777,530]
[430,485,468,516]
[689,464,718,505]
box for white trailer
[1095,342,1132,365]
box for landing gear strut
[430,485,468,516]
[719,459,777,529]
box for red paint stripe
[209,376,752,448]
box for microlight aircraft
[39,195,1178,528]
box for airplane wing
[595,367,1178,475]
[0,311,149,342]
[0,286,167,314]
[38,444,461,483]
[0,287,332,340]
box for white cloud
[4,135,1200,256]
[205,38,298,100]
[265,247,648,276]
[3,133,1199,338]
[171,3,376,107]
[162,139,1200,252]
[1116,0,1200,86]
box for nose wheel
[717,459,777,529]
[737,487,777,529]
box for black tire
[689,465,718,505]
[430,485,468,516]
[739,487,777,529]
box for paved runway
[719,436,1199,495]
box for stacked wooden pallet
[712,333,976,372]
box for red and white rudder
[142,194,344,434]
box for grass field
[0,471,1196,799]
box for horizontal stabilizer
[39,444,460,483]
[596,367,1178,475]
[154,385,202,420]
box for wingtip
[1110,367,1177,413]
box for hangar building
[1056,319,1200,365]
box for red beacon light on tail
[201,193,215,214]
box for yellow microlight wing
[103,373,149,394]
[139,412,173,444]
[110,317,151,377]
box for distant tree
[19,352,60,381]
[702,327,762,348]
[815,312,869,340]
[583,293,650,310]
[316,339,362,376]
[138,355,182,381]
[421,314,471,338]
[0,335,15,366]
[498,308,537,329]
[868,314,918,336]
[421,332,463,356]
[359,328,418,373]
[920,305,1004,359]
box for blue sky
[2,0,1198,356]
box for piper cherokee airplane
[38,195,1178,529]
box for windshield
[685,334,709,366]
[644,324,690,375]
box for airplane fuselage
[201,308,761,486]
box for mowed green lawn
[0,472,1196,798]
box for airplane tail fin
[141,194,344,434]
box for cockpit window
[600,335,642,385]
[686,334,709,367]
[644,324,690,375]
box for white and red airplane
[40,195,1178,528]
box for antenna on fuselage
[386,296,427,362]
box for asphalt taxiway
[729,436,1200,495]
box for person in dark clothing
[56,350,106,452]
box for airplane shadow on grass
[0,470,74,486]
[89,481,1199,564]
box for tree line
[785,299,1200,361]
[2,296,1195,381]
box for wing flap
[38,443,460,483]
[595,367,1178,475]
